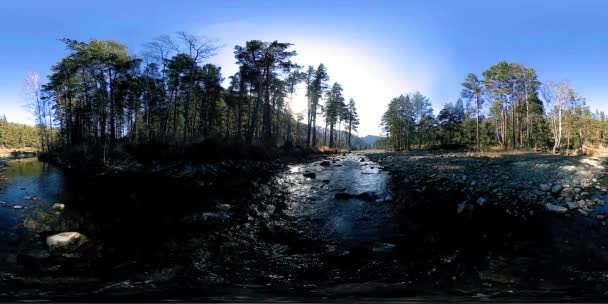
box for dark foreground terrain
[0,151,608,301]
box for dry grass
[0,147,38,157]
[318,146,349,154]
[583,144,608,157]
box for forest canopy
[25,34,360,159]
[381,61,608,154]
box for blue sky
[2,0,608,136]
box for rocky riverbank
[358,150,608,298]
[365,150,608,218]
[5,151,608,300]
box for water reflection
[280,154,397,243]
[0,159,69,231]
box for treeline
[381,61,608,154]
[0,115,40,149]
[33,34,360,160]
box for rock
[200,212,231,225]
[476,197,488,206]
[24,248,51,259]
[545,203,567,214]
[320,160,331,166]
[372,242,397,254]
[573,188,581,193]
[359,158,365,162]
[335,192,375,201]
[551,185,563,194]
[579,209,589,216]
[540,184,551,192]
[335,192,351,200]
[0,201,7,206]
[566,201,578,210]
[13,205,23,209]
[598,215,606,220]
[51,203,65,211]
[322,179,331,183]
[457,201,475,214]
[46,232,88,252]
[303,172,316,179]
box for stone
[303,172,316,179]
[598,215,606,220]
[46,232,88,252]
[372,242,397,254]
[476,197,488,206]
[566,201,578,210]
[24,248,51,259]
[545,203,567,214]
[320,160,331,166]
[551,185,563,194]
[540,184,551,192]
[573,188,581,193]
[51,203,65,211]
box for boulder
[551,185,563,194]
[51,203,65,211]
[545,203,567,214]
[303,172,316,179]
[540,184,551,192]
[46,232,88,252]
[476,197,488,206]
[320,160,331,166]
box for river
[3,154,608,300]
[0,154,408,300]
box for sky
[2,0,608,136]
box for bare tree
[176,32,220,142]
[542,80,574,154]
[24,71,49,152]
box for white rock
[545,203,567,214]
[51,203,65,211]
[46,232,87,252]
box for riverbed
[3,154,608,300]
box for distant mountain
[360,135,381,146]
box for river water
[0,159,72,233]
[281,154,396,243]
[0,154,405,300]
[4,155,608,300]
